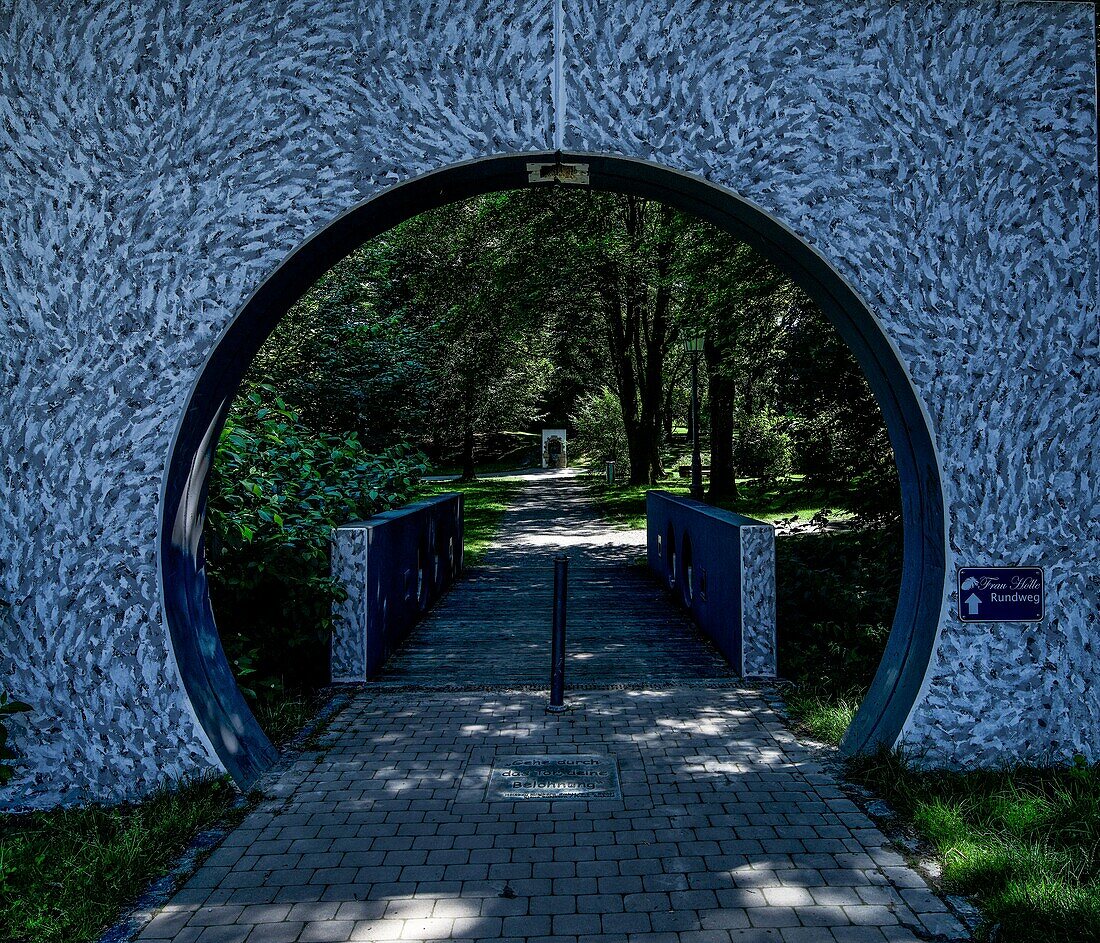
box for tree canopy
[241,186,897,516]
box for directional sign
[957,567,1044,623]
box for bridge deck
[377,470,735,686]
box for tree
[675,225,798,499]
[570,386,629,469]
[552,192,684,484]
[243,242,432,451]
[239,185,898,514]
[376,194,553,479]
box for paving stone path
[138,472,967,943]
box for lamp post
[683,331,706,501]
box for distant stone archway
[0,1,1096,807]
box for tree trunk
[596,195,678,486]
[638,203,674,485]
[707,378,738,500]
[662,380,676,444]
[641,394,664,485]
[458,402,477,481]
[625,431,649,487]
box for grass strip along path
[0,778,241,943]
[588,473,852,529]
[418,475,523,566]
[589,471,1100,942]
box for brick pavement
[135,473,968,942]
[137,688,967,943]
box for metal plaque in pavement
[487,754,621,800]
[958,567,1044,622]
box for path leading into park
[137,472,967,943]
[379,469,734,685]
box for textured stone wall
[330,527,370,684]
[740,526,777,679]
[563,0,1099,764]
[0,0,1096,806]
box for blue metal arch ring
[161,153,945,787]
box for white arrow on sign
[964,593,982,616]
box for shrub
[776,527,902,696]
[736,408,794,483]
[206,391,427,699]
[570,387,629,471]
[792,407,900,527]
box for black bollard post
[547,554,569,713]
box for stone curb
[763,684,981,942]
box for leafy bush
[570,387,629,471]
[206,391,427,700]
[736,408,794,483]
[776,527,902,696]
[793,407,900,527]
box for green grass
[848,751,1100,943]
[785,691,860,744]
[0,777,241,943]
[419,476,523,566]
[252,690,325,745]
[587,473,848,530]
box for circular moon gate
[1,0,1096,808]
[163,154,946,785]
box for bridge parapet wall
[331,493,463,682]
[647,491,777,678]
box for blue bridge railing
[330,493,463,681]
[646,491,776,677]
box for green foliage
[776,527,901,696]
[736,408,794,483]
[778,313,900,526]
[206,391,427,697]
[0,776,239,943]
[848,751,1100,943]
[256,191,574,476]
[247,286,433,451]
[247,186,898,503]
[0,690,31,788]
[570,387,630,470]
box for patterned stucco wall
[0,0,1096,807]
[740,526,777,679]
[330,526,370,684]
